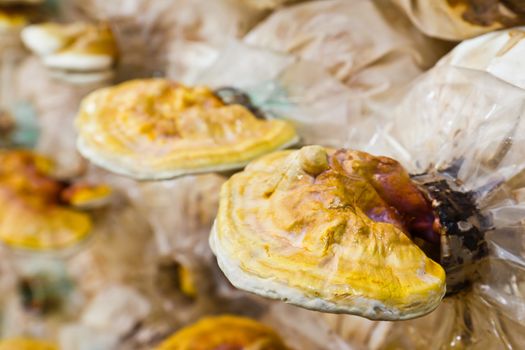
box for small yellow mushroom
[0,150,108,251]
[156,315,291,350]
[0,338,57,350]
[21,22,118,84]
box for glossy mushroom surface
[211,145,446,320]
[75,79,298,180]
[0,150,109,250]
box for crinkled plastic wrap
[195,0,449,147]
[127,175,224,262]
[244,0,446,86]
[325,28,525,349]
[0,11,34,147]
[63,198,173,349]
[393,0,525,41]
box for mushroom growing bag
[329,28,525,349]
[195,0,448,147]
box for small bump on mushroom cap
[298,145,329,176]
[0,150,96,250]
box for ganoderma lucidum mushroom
[211,145,449,320]
[0,149,111,251]
[21,22,118,84]
[210,29,525,327]
[0,338,56,350]
[75,79,298,180]
[155,315,291,350]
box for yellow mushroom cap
[156,315,291,350]
[60,182,112,208]
[211,146,446,320]
[177,264,198,298]
[0,150,94,251]
[75,79,298,180]
[22,22,117,71]
[22,22,77,55]
[0,338,57,350]
[0,9,30,30]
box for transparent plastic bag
[126,175,225,262]
[244,0,447,86]
[195,0,449,147]
[15,57,109,177]
[0,15,36,148]
[327,28,525,350]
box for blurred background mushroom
[21,22,118,85]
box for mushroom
[0,150,111,251]
[155,315,291,350]
[0,7,32,53]
[21,22,118,84]
[0,338,57,350]
[75,78,298,180]
[0,8,29,30]
[210,146,447,320]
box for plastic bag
[195,0,449,147]
[327,27,525,350]
[0,7,37,148]
[15,58,109,177]
[244,0,446,86]
[126,175,224,261]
